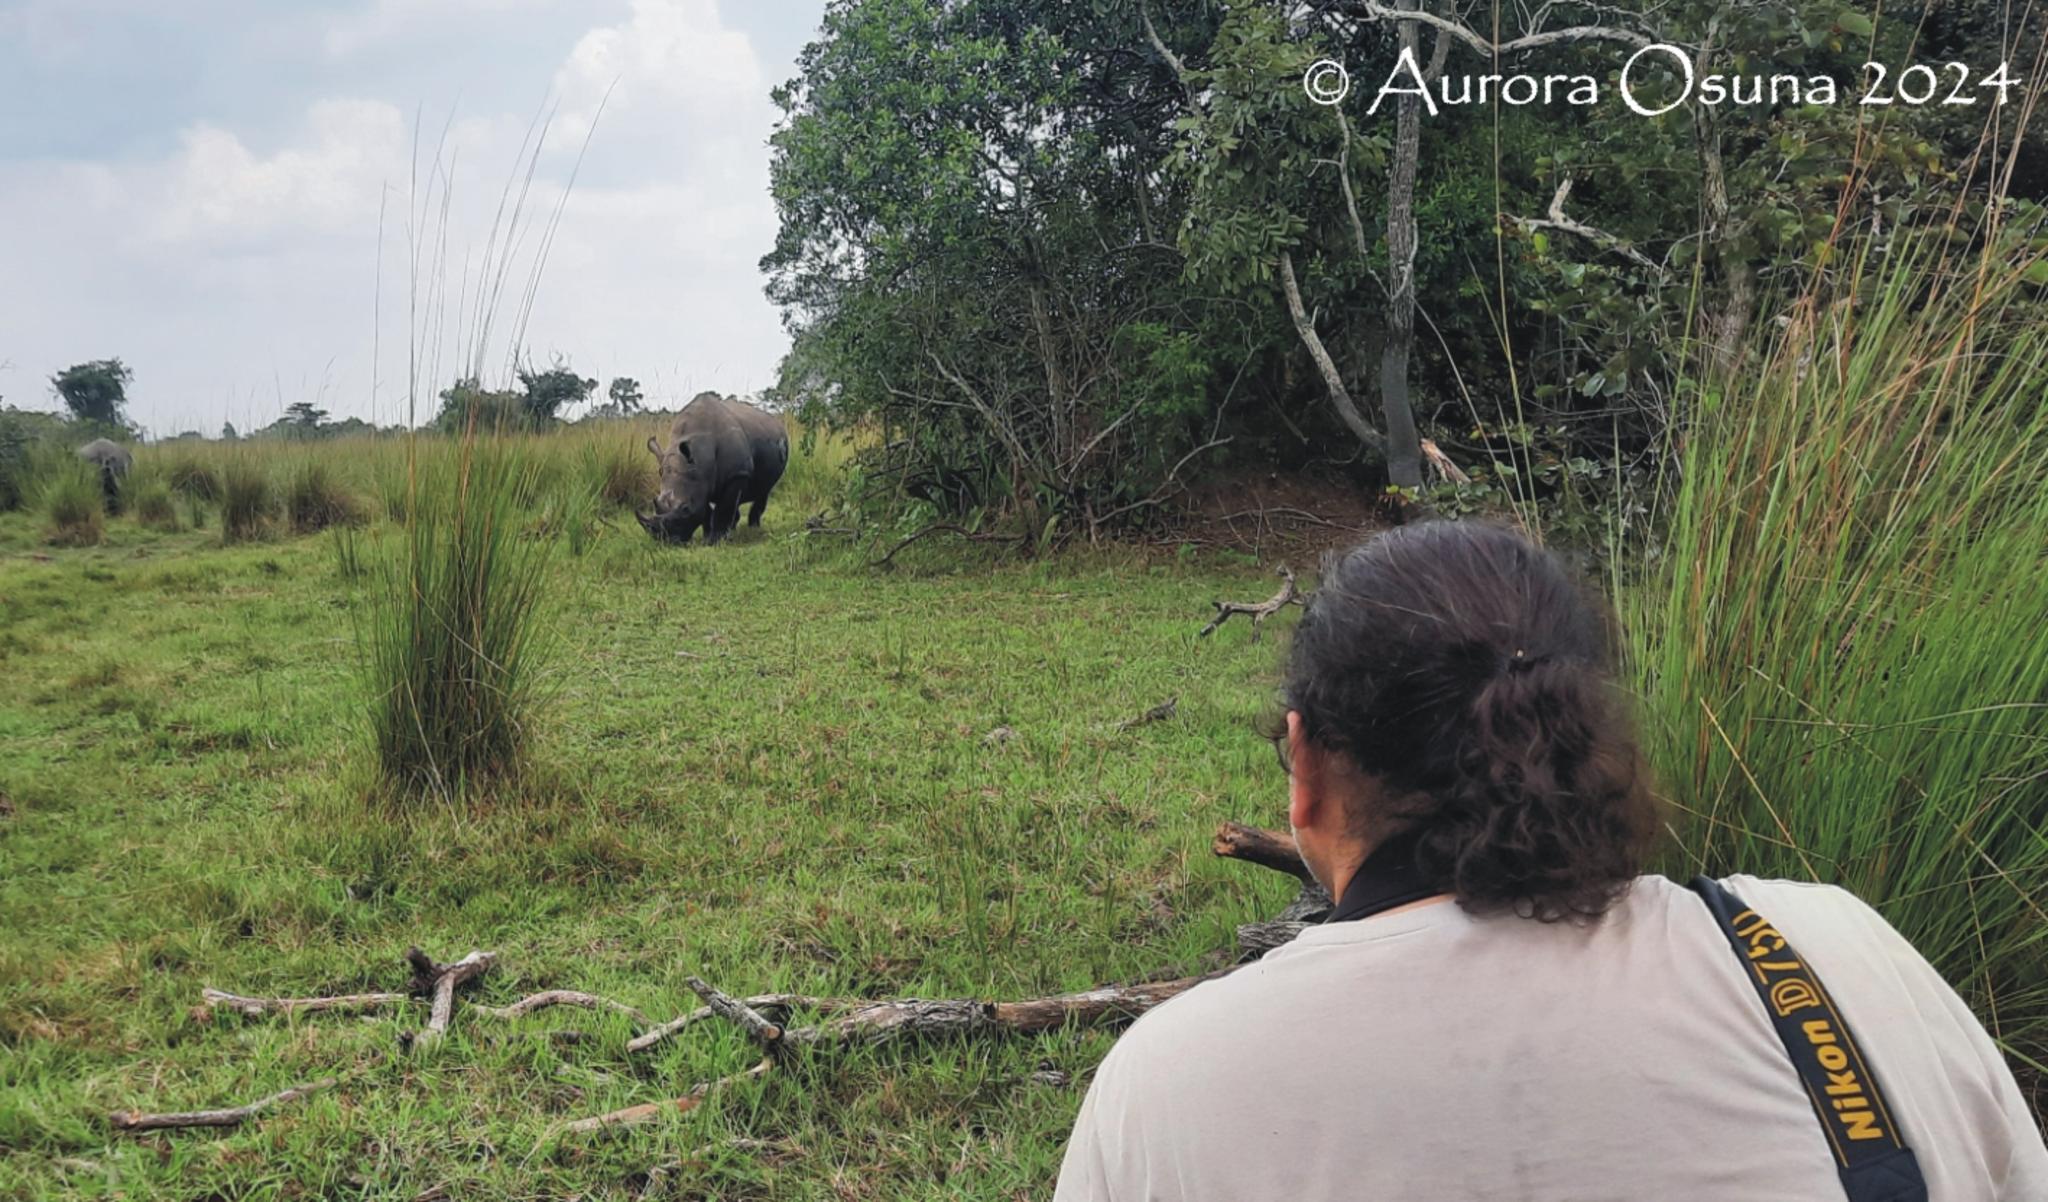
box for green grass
[364,440,550,797]
[36,459,104,549]
[0,429,1297,1200]
[1627,233,2048,1090]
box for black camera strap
[1690,876,1928,1202]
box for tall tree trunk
[1692,15,1751,375]
[1377,17,1437,494]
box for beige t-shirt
[1054,874,2047,1201]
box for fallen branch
[1212,821,1312,882]
[686,977,785,1047]
[1236,920,1312,960]
[1116,696,1177,732]
[871,522,1026,567]
[199,988,407,1018]
[556,1059,774,1138]
[627,994,850,1055]
[767,972,1229,1049]
[1199,568,1304,641]
[404,948,496,1050]
[473,990,647,1025]
[110,1077,338,1133]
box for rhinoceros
[636,393,789,544]
[77,438,133,507]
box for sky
[0,0,830,436]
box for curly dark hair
[1280,521,1662,922]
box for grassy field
[0,437,1311,1200]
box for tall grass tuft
[131,474,181,532]
[581,439,653,510]
[363,441,551,797]
[39,457,105,547]
[286,460,365,534]
[220,461,275,543]
[1624,230,2048,1081]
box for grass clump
[581,439,653,510]
[285,461,365,534]
[132,477,181,532]
[39,458,106,547]
[220,460,275,543]
[363,441,551,797]
[1627,230,2048,1081]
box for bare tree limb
[199,988,408,1018]
[627,995,851,1055]
[1213,821,1313,881]
[1199,568,1304,641]
[405,949,496,1050]
[111,1077,338,1133]
[686,977,785,1048]
[1279,252,1386,453]
[554,1059,774,1138]
[1512,179,1666,275]
[1116,696,1178,732]
[1359,2,1652,52]
[473,990,647,1025]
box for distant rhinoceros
[636,393,789,545]
[77,438,133,507]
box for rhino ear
[677,438,694,464]
[645,436,661,459]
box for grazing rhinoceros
[636,393,789,544]
[77,438,133,507]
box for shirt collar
[1324,828,1445,923]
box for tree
[607,377,644,415]
[516,362,597,425]
[222,422,239,442]
[52,359,133,429]
[284,402,329,437]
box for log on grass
[474,990,647,1025]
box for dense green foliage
[48,360,133,431]
[765,1,2033,528]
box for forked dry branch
[110,823,1319,1151]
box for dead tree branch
[555,1060,774,1138]
[1199,568,1304,641]
[628,995,851,1055]
[1360,2,1652,52]
[474,990,647,1025]
[1116,696,1178,732]
[199,988,408,1018]
[686,977,786,1048]
[111,1077,338,1133]
[872,523,1026,567]
[404,948,496,1050]
[1279,252,1386,453]
[1511,179,1666,275]
[1213,821,1313,882]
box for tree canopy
[52,359,134,430]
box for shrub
[285,461,364,534]
[363,441,550,796]
[220,461,275,543]
[1625,231,2048,1082]
[39,459,105,547]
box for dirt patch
[1158,466,1390,559]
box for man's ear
[1286,710,1318,833]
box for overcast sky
[0,0,828,435]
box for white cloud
[0,0,792,434]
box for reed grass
[362,439,552,797]
[1625,230,2048,1080]
[38,456,105,547]
[220,459,276,543]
